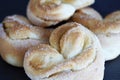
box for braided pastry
[0,15,52,67]
[71,7,120,61]
[24,22,105,80]
[27,0,95,27]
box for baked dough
[27,0,95,27]
[0,15,52,67]
[71,7,120,61]
[27,0,75,27]
[24,22,105,80]
[63,0,95,9]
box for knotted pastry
[27,0,95,27]
[24,22,105,80]
[0,15,52,67]
[71,7,120,61]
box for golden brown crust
[0,15,52,67]
[49,23,78,51]
[27,0,75,27]
[24,22,105,80]
[3,15,52,41]
[104,11,120,22]
[0,25,42,67]
[27,0,95,27]
[29,0,62,20]
[24,44,64,77]
[71,7,120,60]
[71,7,103,33]
[36,52,104,80]
[71,7,120,34]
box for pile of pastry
[0,0,120,80]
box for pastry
[24,22,105,80]
[27,0,95,27]
[0,15,52,67]
[27,0,75,27]
[71,7,120,61]
[63,0,95,9]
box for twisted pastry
[0,15,52,67]
[27,0,95,27]
[24,22,105,80]
[71,7,120,61]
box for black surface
[0,0,120,80]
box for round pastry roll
[24,22,105,80]
[0,15,52,67]
[71,7,120,61]
[27,0,95,27]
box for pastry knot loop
[24,22,103,79]
[27,0,95,27]
[0,15,52,67]
[3,15,51,40]
[71,7,120,61]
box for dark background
[0,0,120,80]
